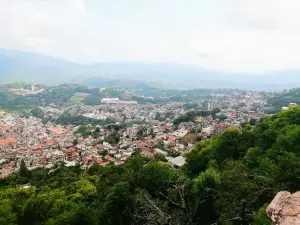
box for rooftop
[0,138,17,145]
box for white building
[101,98,137,104]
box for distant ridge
[0,48,300,90]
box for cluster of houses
[0,90,269,178]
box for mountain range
[0,48,300,90]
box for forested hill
[3,107,300,224]
[1,48,300,90]
[268,88,300,108]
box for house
[153,148,168,156]
[168,136,176,142]
[47,127,66,135]
[166,156,186,168]
[0,138,17,145]
[202,126,214,138]
[172,129,188,138]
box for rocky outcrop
[267,191,300,225]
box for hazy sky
[1,0,300,73]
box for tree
[252,204,271,225]
[73,139,78,146]
[156,141,164,150]
[99,150,108,159]
[99,182,133,225]
[104,132,120,145]
[154,153,167,162]
[137,127,145,139]
[213,128,255,165]
[138,161,174,195]
[217,115,228,121]
[20,159,29,178]
[155,112,164,121]
[83,94,102,106]
[183,142,213,177]
[0,199,17,225]
[190,167,221,223]
[211,107,221,116]
[249,118,257,126]
[31,108,45,120]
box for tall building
[31,81,35,91]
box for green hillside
[0,84,126,112]
[268,88,300,108]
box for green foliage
[250,118,257,126]
[75,125,96,138]
[213,128,256,165]
[104,131,120,145]
[98,150,108,158]
[217,114,228,121]
[0,84,95,111]
[19,159,30,178]
[0,198,17,225]
[154,112,164,121]
[154,153,167,162]
[99,182,133,225]
[173,110,211,125]
[73,139,78,146]
[156,141,164,150]
[84,94,102,106]
[31,107,45,120]
[57,115,114,126]
[268,88,300,108]
[138,161,174,195]
[252,205,272,225]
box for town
[0,85,272,178]
[2,3,300,223]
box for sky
[1,0,300,73]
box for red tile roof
[168,136,176,142]
[47,127,64,134]
[0,138,17,145]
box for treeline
[173,108,220,125]
[3,107,300,224]
[56,115,115,126]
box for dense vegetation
[173,108,220,125]
[75,125,101,138]
[268,88,300,108]
[0,84,127,110]
[55,114,115,126]
[0,84,79,111]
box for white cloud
[186,0,300,73]
[1,0,300,73]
